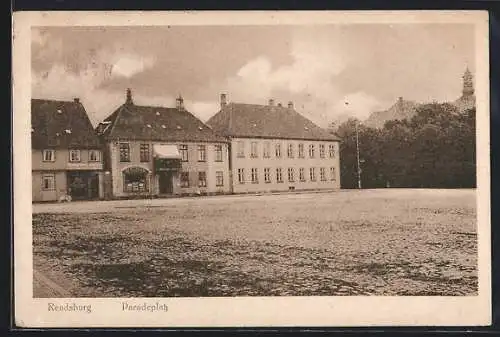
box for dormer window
[161,124,166,129]
[65,129,72,134]
[146,124,152,128]
[156,111,161,116]
[31,128,34,133]
[198,126,203,131]
[176,125,182,130]
[57,109,62,114]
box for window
[216,171,224,186]
[42,149,55,162]
[310,167,316,181]
[251,168,259,183]
[123,167,149,192]
[181,172,190,188]
[89,150,100,162]
[119,143,130,162]
[298,143,304,158]
[238,168,245,184]
[263,142,271,158]
[198,145,206,162]
[179,144,188,162]
[69,149,81,162]
[237,141,245,158]
[251,142,258,158]
[42,174,55,190]
[275,143,282,158]
[276,168,283,183]
[299,168,305,181]
[215,145,223,162]
[320,167,327,181]
[287,143,294,158]
[308,144,315,158]
[198,172,207,187]
[140,144,150,162]
[319,144,326,158]
[288,167,295,182]
[330,167,336,181]
[264,168,271,183]
[329,144,336,158]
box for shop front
[153,144,182,195]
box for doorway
[67,171,99,200]
[158,171,173,194]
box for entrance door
[88,173,99,199]
[67,171,89,200]
[158,172,173,194]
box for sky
[31,24,475,127]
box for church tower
[462,67,474,96]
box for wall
[32,171,67,202]
[32,148,103,171]
[230,137,341,194]
[107,141,231,198]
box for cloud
[333,92,383,121]
[111,55,156,78]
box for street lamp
[355,121,362,189]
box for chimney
[288,101,294,109]
[126,88,133,105]
[398,96,403,103]
[220,93,227,109]
[176,95,184,110]
[268,98,275,106]
[277,102,282,107]
[73,98,80,103]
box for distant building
[31,98,104,202]
[453,66,476,113]
[96,89,231,199]
[206,94,341,194]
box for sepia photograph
[13,11,490,327]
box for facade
[96,89,231,199]
[207,94,341,194]
[31,99,104,202]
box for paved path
[32,189,343,214]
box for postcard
[13,10,490,327]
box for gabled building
[31,98,104,202]
[206,94,341,194]
[96,89,230,199]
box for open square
[33,189,477,297]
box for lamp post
[355,121,362,189]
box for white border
[13,10,491,327]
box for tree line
[334,103,476,189]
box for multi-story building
[31,98,104,202]
[206,94,341,194]
[96,89,231,198]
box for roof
[31,99,101,149]
[206,103,340,141]
[97,103,228,143]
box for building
[206,94,341,194]
[453,66,476,113]
[96,89,231,199]
[31,98,104,202]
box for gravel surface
[33,189,477,297]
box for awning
[153,144,181,159]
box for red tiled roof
[31,99,101,149]
[98,103,228,143]
[206,103,340,141]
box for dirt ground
[32,189,477,297]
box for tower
[462,67,474,96]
